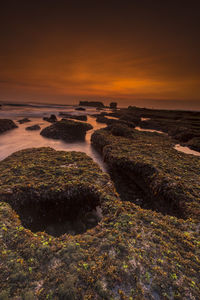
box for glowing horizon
[0,1,199,110]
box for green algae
[0,148,107,236]
[92,128,200,222]
[123,106,200,151]
[0,147,199,299]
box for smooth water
[174,144,200,157]
[135,126,166,135]
[1,105,199,168]
[0,105,108,171]
[141,117,151,121]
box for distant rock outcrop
[17,118,31,124]
[75,107,86,111]
[79,101,104,108]
[40,118,93,141]
[0,119,18,134]
[59,113,87,121]
[109,102,117,109]
[43,114,57,123]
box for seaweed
[91,128,200,221]
[0,147,199,299]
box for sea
[1,103,200,166]
[0,103,109,171]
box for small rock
[43,114,57,123]
[17,118,31,124]
[25,125,41,131]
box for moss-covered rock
[91,128,200,222]
[40,119,93,141]
[186,137,200,152]
[108,124,134,138]
[96,115,135,128]
[0,148,199,299]
[96,115,112,124]
[122,106,200,152]
[0,119,18,134]
[0,147,106,236]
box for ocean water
[0,104,108,171]
[1,104,199,168]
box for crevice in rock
[9,192,102,237]
[108,166,185,219]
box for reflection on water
[0,115,107,171]
[141,117,151,121]
[135,126,165,135]
[174,144,200,157]
[0,104,111,119]
[106,116,119,120]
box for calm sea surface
[1,104,199,167]
[0,105,108,171]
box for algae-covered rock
[96,115,135,128]
[40,119,93,141]
[186,137,200,152]
[108,124,134,138]
[96,115,112,124]
[0,148,199,299]
[124,106,200,152]
[107,106,200,153]
[0,119,18,134]
[91,128,200,222]
[0,147,106,236]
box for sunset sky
[0,1,200,109]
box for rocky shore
[112,106,200,152]
[0,105,200,299]
[0,146,199,299]
[91,127,200,221]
